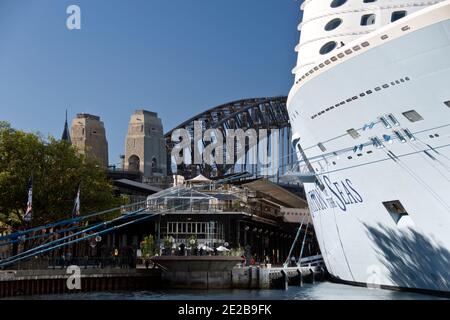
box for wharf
[0,268,161,298]
[0,258,326,298]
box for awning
[243,179,308,208]
[187,174,212,183]
[115,179,162,193]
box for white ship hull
[288,1,450,294]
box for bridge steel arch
[164,96,297,179]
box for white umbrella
[217,246,230,252]
[198,245,213,252]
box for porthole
[320,41,337,55]
[330,0,347,8]
[325,18,342,31]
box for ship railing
[299,254,324,267]
[279,161,317,184]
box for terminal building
[108,177,317,265]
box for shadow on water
[364,223,450,293]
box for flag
[72,182,81,218]
[24,177,33,223]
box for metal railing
[11,256,137,270]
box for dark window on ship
[363,0,377,2]
[325,18,343,31]
[330,0,347,8]
[347,128,360,139]
[382,200,409,225]
[387,114,399,126]
[391,11,407,22]
[444,101,450,108]
[402,110,424,122]
[318,143,327,152]
[379,116,391,128]
[320,41,337,55]
[361,14,376,26]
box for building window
[320,41,337,55]
[128,155,140,172]
[330,0,347,8]
[151,157,157,173]
[361,14,376,26]
[325,18,342,31]
[391,11,407,22]
[402,110,423,122]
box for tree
[0,122,122,229]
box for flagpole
[22,175,33,260]
[73,182,82,261]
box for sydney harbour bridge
[164,96,297,180]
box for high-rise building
[70,113,109,167]
[124,110,167,178]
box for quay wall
[163,266,325,290]
[0,266,325,298]
[0,268,161,298]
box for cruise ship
[286,0,450,294]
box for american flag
[72,183,81,218]
[24,177,33,223]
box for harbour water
[4,282,446,300]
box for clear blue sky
[0,0,301,166]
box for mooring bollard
[281,269,288,291]
[297,269,303,287]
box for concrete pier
[152,256,325,289]
[151,256,244,289]
[233,266,325,290]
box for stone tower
[70,113,109,167]
[124,110,167,178]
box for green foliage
[140,234,156,258]
[187,234,198,249]
[229,246,245,257]
[0,123,121,228]
[163,236,174,249]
